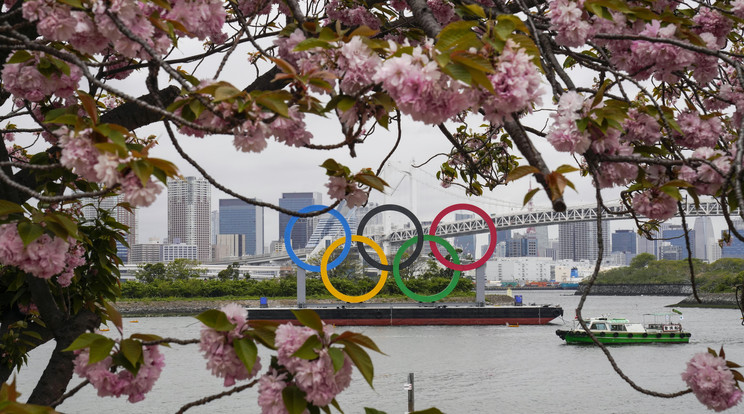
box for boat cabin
[584,317,645,333]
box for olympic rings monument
[245,203,563,326]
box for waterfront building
[215,234,246,260]
[161,243,198,262]
[506,233,538,257]
[637,234,657,257]
[210,210,219,245]
[129,242,162,264]
[167,177,211,262]
[279,192,322,249]
[81,195,136,264]
[484,257,552,284]
[612,229,636,254]
[558,221,610,261]
[218,198,264,256]
[694,217,717,262]
[660,223,695,259]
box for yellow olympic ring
[320,235,388,303]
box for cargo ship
[246,302,564,326]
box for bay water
[15,291,744,413]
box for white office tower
[693,217,716,262]
[168,177,211,262]
[558,221,610,261]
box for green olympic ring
[393,235,461,303]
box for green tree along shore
[595,256,744,292]
[121,275,474,300]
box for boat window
[611,324,626,331]
[591,323,607,330]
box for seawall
[575,283,693,296]
[673,293,740,309]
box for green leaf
[195,309,236,332]
[328,347,345,372]
[331,332,384,354]
[255,92,290,117]
[343,342,374,387]
[364,408,387,414]
[88,337,116,364]
[120,338,142,367]
[282,385,308,414]
[214,84,243,102]
[46,212,79,239]
[522,188,540,206]
[293,38,333,51]
[77,90,99,124]
[506,165,540,182]
[291,309,323,333]
[291,335,322,360]
[555,164,579,174]
[104,301,123,333]
[660,185,682,201]
[43,114,79,126]
[57,0,84,8]
[7,50,33,65]
[0,200,24,216]
[16,222,44,246]
[233,337,258,373]
[355,172,388,192]
[436,21,478,51]
[411,409,445,414]
[449,51,494,73]
[62,333,108,352]
[130,333,166,344]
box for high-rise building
[168,177,211,262]
[661,223,695,259]
[694,217,716,262]
[218,198,264,256]
[81,194,136,264]
[558,221,610,261]
[722,219,744,259]
[612,229,636,254]
[210,210,219,245]
[279,192,322,249]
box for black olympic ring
[355,204,424,271]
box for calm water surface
[15,291,744,413]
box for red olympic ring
[428,203,497,271]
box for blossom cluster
[1,52,82,103]
[0,223,83,284]
[257,323,353,412]
[682,352,743,412]
[199,303,262,386]
[56,127,163,207]
[74,344,165,403]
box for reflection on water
[15,292,744,413]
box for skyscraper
[279,192,322,249]
[612,229,637,254]
[218,198,264,256]
[661,223,695,259]
[454,213,476,259]
[558,221,610,261]
[694,216,716,262]
[168,177,211,262]
[81,194,136,264]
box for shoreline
[115,295,516,317]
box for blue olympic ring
[284,205,352,272]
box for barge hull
[247,305,563,326]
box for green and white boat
[556,314,691,344]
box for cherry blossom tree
[2,0,744,411]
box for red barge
[246,303,564,326]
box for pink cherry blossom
[622,108,661,145]
[165,0,227,43]
[274,323,353,407]
[337,37,382,95]
[546,91,590,154]
[74,344,165,403]
[676,111,722,149]
[0,224,71,281]
[199,303,262,386]
[257,369,291,414]
[548,0,595,47]
[326,0,381,30]
[682,352,743,412]
[631,189,677,221]
[2,53,82,102]
[480,41,543,126]
[121,173,163,207]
